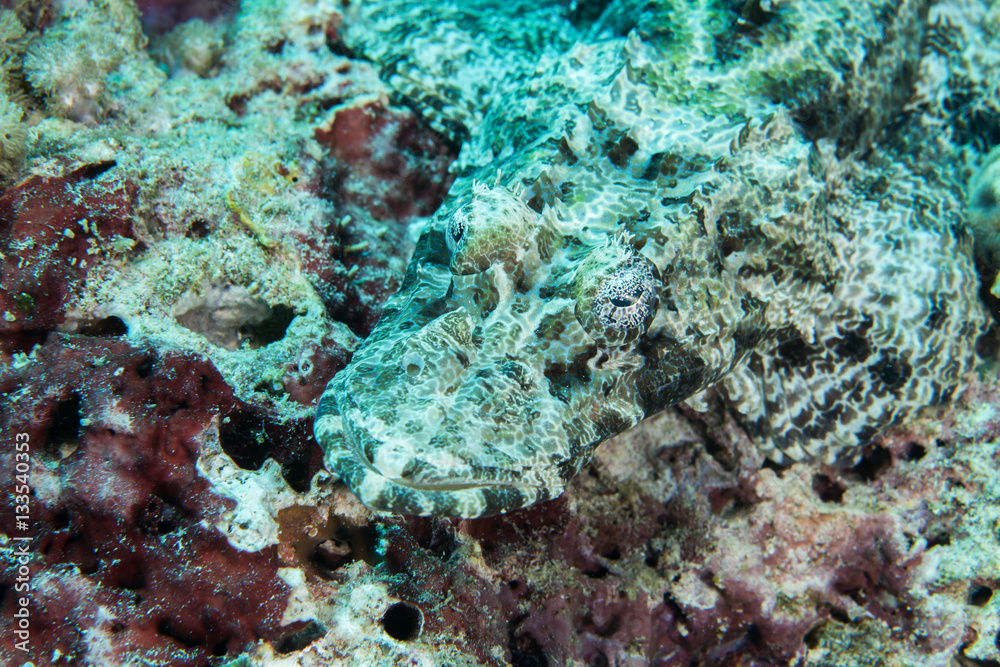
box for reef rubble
[2,1,1000,666]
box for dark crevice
[761,458,789,477]
[905,442,926,462]
[218,410,271,470]
[812,474,846,504]
[276,620,327,654]
[280,458,313,493]
[77,316,128,337]
[239,304,297,348]
[510,630,549,667]
[926,531,951,548]
[970,585,994,607]
[157,619,204,648]
[851,445,892,482]
[381,602,421,641]
[44,394,82,458]
[68,160,117,182]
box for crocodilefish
[314,0,988,517]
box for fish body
[314,0,987,517]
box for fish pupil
[611,288,643,308]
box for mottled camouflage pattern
[314,0,988,517]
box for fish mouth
[323,404,554,518]
[342,414,537,490]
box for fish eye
[443,182,537,275]
[610,286,644,308]
[575,247,660,346]
[446,208,468,252]
[593,258,658,331]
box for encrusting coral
[0,89,27,184]
[150,17,226,78]
[0,9,28,185]
[23,0,146,121]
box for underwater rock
[313,100,457,223]
[151,17,226,77]
[0,334,323,665]
[308,98,459,337]
[0,162,142,348]
[23,0,146,122]
[136,0,237,35]
[0,90,28,186]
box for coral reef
[0,9,29,184]
[0,335,309,666]
[23,0,146,121]
[150,17,226,78]
[0,89,27,184]
[0,160,142,342]
[1,0,1000,666]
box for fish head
[315,181,762,517]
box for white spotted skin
[313,1,989,517]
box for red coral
[301,100,458,337]
[0,163,142,351]
[0,335,323,665]
[135,0,237,34]
[314,101,456,222]
[281,337,351,407]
